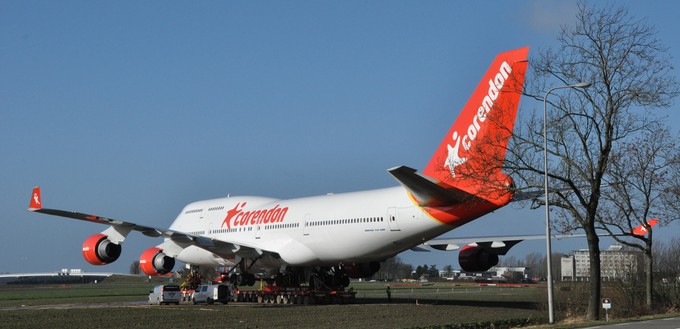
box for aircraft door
[387,207,400,231]
[303,214,311,236]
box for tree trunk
[586,229,601,321]
[645,241,653,309]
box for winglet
[29,186,42,211]
[631,218,659,236]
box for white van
[192,284,232,304]
[148,284,181,305]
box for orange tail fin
[422,47,528,202]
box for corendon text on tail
[461,61,512,151]
[221,202,289,230]
[442,60,515,180]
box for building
[561,245,641,281]
[489,266,531,281]
[445,266,530,282]
[0,269,116,285]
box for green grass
[2,279,678,329]
[0,276,158,306]
[353,282,543,303]
[0,277,547,328]
[0,290,146,306]
[0,277,542,307]
[0,303,542,329]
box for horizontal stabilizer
[632,218,659,236]
[388,166,480,207]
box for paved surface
[581,317,680,329]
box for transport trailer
[233,285,356,304]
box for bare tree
[375,256,413,281]
[655,238,680,280]
[498,255,519,267]
[524,252,546,280]
[598,125,680,309]
[442,265,454,278]
[653,238,680,309]
[129,260,140,275]
[505,3,678,320]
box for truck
[192,284,233,304]
[148,284,181,305]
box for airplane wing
[420,233,586,254]
[28,187,269,260]
[419,219,658,254]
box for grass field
[0,276,546,328]
[1,304,542,329]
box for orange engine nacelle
[139,247,175,276]
[82,233,122,265]
[458,245,499,272]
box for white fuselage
[168,186,454,268]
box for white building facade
[561,245,641,281]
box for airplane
[29,47,531,286]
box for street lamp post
[543,82,591,324]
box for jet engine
[82,233,122,265]
[343,261,381,278]
[139,247,175,276]
[458,245,499,272]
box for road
[582,317,680,329]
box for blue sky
[2,1,679,274]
